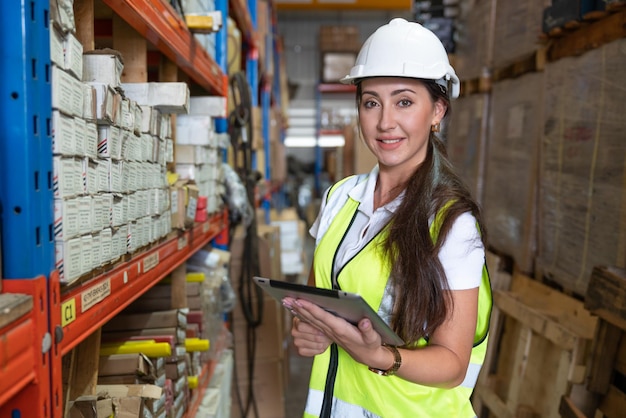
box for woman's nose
[378,106,396,130]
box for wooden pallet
[546,7,626,62]
[492,48,547,83]
[560,266,626,418]
[460,76,491,97]
[472,251,513,416]
[474,272,598,418]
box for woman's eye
[398,99,412,107]
[363,100,378,109]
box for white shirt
[310,165,484,290]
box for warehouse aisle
[284,232,315,417]
[284,335,314,416]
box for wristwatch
[368,344,402,376]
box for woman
[284,18,492,417]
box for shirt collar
[348,165,404,215]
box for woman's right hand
[290,314,332,357]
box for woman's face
[358,77,446,174]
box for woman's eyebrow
[361,88,416,97]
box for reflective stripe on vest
[307,176,492,417]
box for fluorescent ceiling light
[284,134,345,148]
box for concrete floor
[283,233,315,417]
[284,334,314,417]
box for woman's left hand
[284,297,391,368]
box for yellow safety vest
[305,176,492,418]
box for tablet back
[253,276,404,346]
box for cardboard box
[121,82,190,114]
[319,25,360,52]
[321,52,356,83]
[87,82,117,123]
[82,51,124,88]
[189,96,227,118]
[68,396,113,418]
[103,309,188,332]
[101,327,187,345]
[52,66,83,117]
[97,124,123,159]
[175,114,215,146]
[64,31,83,80]
[99,353,156,377]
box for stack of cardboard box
[100,309,191,418]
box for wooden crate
[474,272,597,418]
[560,266,626,418]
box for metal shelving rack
[0,0,261,416]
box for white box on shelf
[55,236,83,284]
[86,82,117,123]
[91,231,101,268]
[85,121,98,159]
[54,198,80,240]
[53,156,81,199]
[77,196,93,235]
[50,28,65,68]
[106,159,123,193]
[111,195,126,227]
[121,82,190,114]
[83,158,97,195]
[120,98,134,131]
[82,83,97,121]
[189,96,227,118]
[80,234,93,274]
[52,66,83,117]
[74,117,87,157]
[64,32,83,80]
[100,228,113,264]
[175,115,215,145]
[97,124,123,159]
[51,110,76,156]
[82,52,124,88]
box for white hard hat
[341,18,460,99]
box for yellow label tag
[61,299,76,327]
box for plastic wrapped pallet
[537,38,626,296]
[493,0,551,69]
[453,0,494,80]
[445,93,488,200]
[483,71,544,274]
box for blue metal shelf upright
[0,0,54,280]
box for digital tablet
[253,276,404,346]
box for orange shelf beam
[102,0,227,96]
[318,83,356,93]
[58,211,226,356]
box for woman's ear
[432,99,447,125]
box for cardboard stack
[100,309,190,418]
[318,25,361,83]
[174,96,227,216]
[269,208,307,279]
[51,37,183,283]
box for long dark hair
[357,79,487,345]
